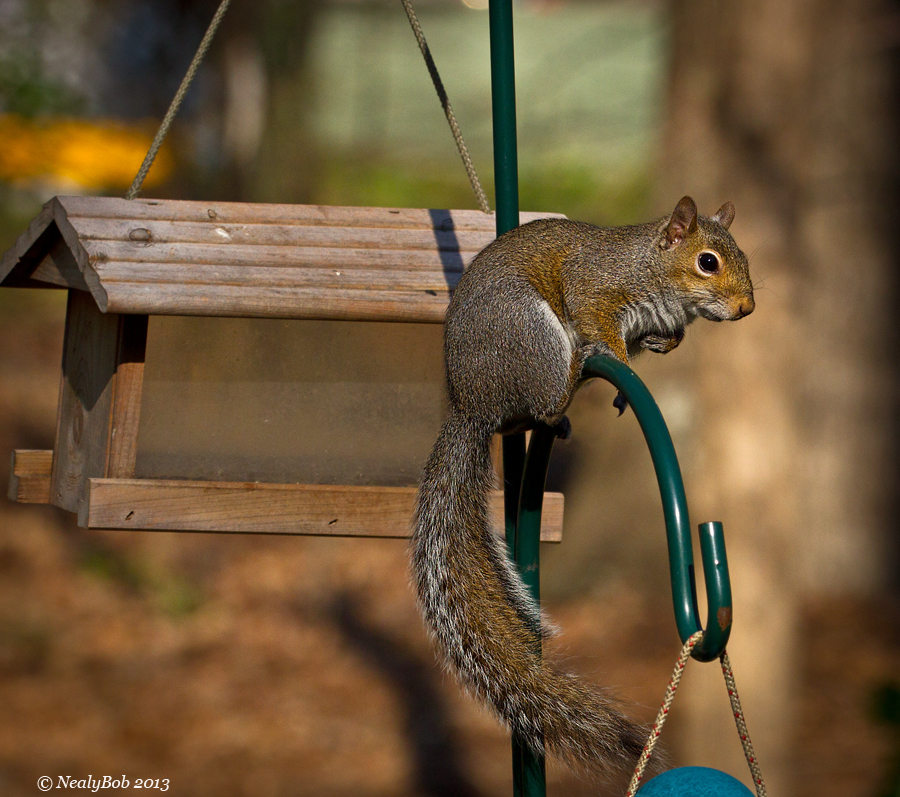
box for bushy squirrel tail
[412,409,647,773]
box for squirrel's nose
[733,295,755,318]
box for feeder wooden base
[7,450,563,542]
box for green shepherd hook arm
[582,355,732,661]
[516,354,733,663]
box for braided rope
[625,631,703,796]
[127,0,489,213]
[624,632,768,797]
[399,0,491,214]
[126,0,233,200]
[721,651,768,796]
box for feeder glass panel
[135,317,446,486]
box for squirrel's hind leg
[527,346,588,438]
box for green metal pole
[513,425,553,795]
[489,0,519,236]
[517,425,555,606]
[488,2,546,794]
[489,0,524,573]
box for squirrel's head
[658,196,754,322]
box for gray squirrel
[412,196,754,774]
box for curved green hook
[513,355,733,661]
[579,355,732,661]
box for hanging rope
[127,0,488,212]
[126,0,234,200]
[625,632,768,797]
[400,0,491,214]
[721,650,768,795]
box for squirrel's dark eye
[697,252,720,274]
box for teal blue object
[637,767,754,796]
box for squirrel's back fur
[412,199,753,775]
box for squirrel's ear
[712,202,735,230]
[663,196,698,249]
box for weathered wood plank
[74,217,497,253]
[0,202,56,285]
[0,197,106,296]
[80,479,564,542]
[7,450,53,503]
[51,290,120,513]
[93,262,462,292]
[101,284,451,322]
[60,196,561,231]
[106,314,148,479]
[65,198,488,228]
[85,240,476,270]
[29,233,92,290]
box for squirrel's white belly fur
[619,292,690,343]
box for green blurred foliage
[0,55,85,117]
[81,544,204,618]
[318,150,652,226]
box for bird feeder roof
[0,196,563,323]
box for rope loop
[625,632,768,797]
[127,0,491,217]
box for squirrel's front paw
[640,331,684,354]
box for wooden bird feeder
[2,195,564,542]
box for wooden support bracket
[50,290,148,514]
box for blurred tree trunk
[657,0,900,793]
[215,0,323,203]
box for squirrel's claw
[551,415,572,440]
[640,331,684,354]
[613,392,629,416]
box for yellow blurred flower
[0,114,173,190]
